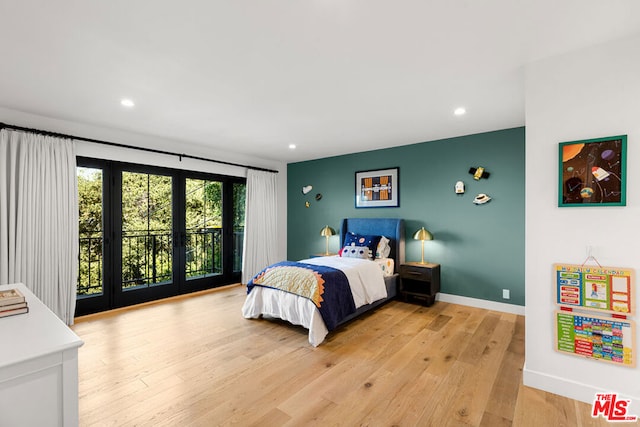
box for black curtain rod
[0,122,279,174]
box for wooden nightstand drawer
[399,264,433,281]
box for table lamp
[320,225,336,255]
[413,227,433,264]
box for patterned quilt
[247,261,356,331]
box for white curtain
[242,169,278,284]
[0,129,78,324]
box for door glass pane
[185,178,222,279]
[77,167,104,297]
[122,171,173,290]
[233,182,246,273]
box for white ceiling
[1,1,640,163]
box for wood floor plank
[72,284,604,426]
[354,330,448,425]
[281,398,337,427]
[416,359,469,426]
[443,315,517,426]
[483,316,524,423]
[382,369,444,425]
[479,411,513,427]
[457,312,501,365]
[427,313,453,331]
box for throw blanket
[247,261,356,331]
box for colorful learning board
[554,264,635,315]
[556,311,635,367]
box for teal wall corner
[287,127,525,306]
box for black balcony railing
[78,232,104,296]
[77,228,244,296]
[121,230,174,289]
[232,229,243,272]
[185,228,222,280]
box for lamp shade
[320,225,336,237]
[413,227,433,264]
[413,227,433,241]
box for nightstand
[399,262,441,306]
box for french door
[76,158,245,316]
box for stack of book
[0,288,29,318]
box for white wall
[524,33,640,412]
[0,107,288,263]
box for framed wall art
[355,167,399,208]
[559,135,627,207]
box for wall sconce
[320,225,336,255]
[413,227,433,264]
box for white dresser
[0,283,84,427]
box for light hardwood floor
[73,285,608,426]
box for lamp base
[419,241,428,265]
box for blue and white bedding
[303,256,387,307]
[242,256,387,346]
[246,260,355,331]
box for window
[77,166,104,297]
[121,171,173,290]
[185,178,222,279]
[76,158,246,316]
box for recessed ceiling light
[454,107,466,116]
[288,144,296,150]
[121,98,135,108]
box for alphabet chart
[556,311,635,367]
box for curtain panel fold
[242,169,278,284]
[0,129,78,324]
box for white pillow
[375,236,391,259]
[341,244,371,259]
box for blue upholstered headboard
[340,218,405,273]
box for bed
[242,218,405,346]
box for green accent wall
[287,127,525,305]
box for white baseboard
[435,292,525,316]
[523,363,640,405]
